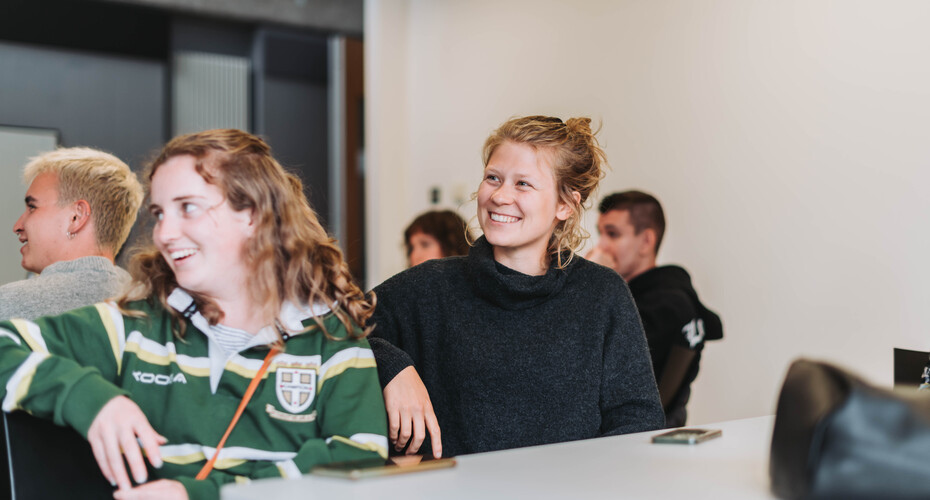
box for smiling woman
[478,141,573,275]
[0,130,388,500]
[147,155,256,325]
[369,116,664,459]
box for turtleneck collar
[466,236,572,310]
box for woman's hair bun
[564,117,593,136]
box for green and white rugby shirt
[0,288,388,500]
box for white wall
[365,0,930,424]
[0,126,58,286]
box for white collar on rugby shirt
[165,288,332,393]
[166,288,332,334]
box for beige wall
[365,0,930,424]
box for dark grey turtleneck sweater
[369,237,664,457]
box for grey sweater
[0,256,130,320]
[369,237,664,457]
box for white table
[222,416,777,499]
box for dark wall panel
[0,41,167,169]
[262,77,330,227]
[0,0,169,59]
[254,30,331,228]
[0,41,167,263]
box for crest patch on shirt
[275,366,316,413]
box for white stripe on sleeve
[275,460,303,479]
[3,352,49,411]
[0,328,22,346]
[102,302,127,356]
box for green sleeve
[0,305,128,436]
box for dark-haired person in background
[586,190,723,428]
[404,210,469,267]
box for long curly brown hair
[118,129,374,342]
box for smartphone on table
[651,428,722,445]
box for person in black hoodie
[369,117,664,459]
[586,191,723,428]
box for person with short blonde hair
[370,116,664,458]
[0,147,144,320]
[22,147,144,259]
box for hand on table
[87,395,167,492]
[383,366,442,458]
[112,479,188,500]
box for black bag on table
[770,358,930,499]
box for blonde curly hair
[481,115,607,268]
